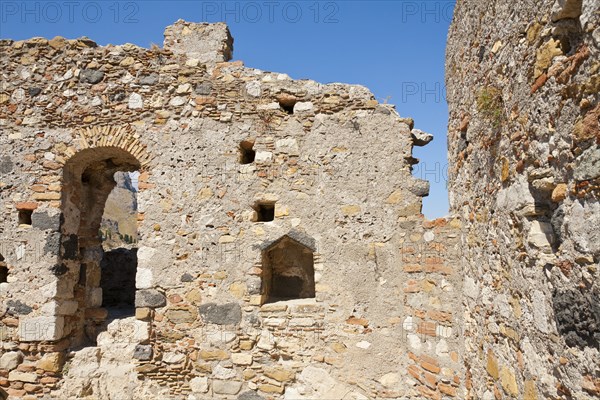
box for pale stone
[214,364,237,380]
[294,101,313,112]
[424,231,435,242]
[257,330,275,350]
[355,341,371,349]
[231,353,253,366]
[378,373,400,388]
[128,93,143,109]
[136,268,153,289]
[254,151,273,163]
[0,351,22,371]
[300,366,336,395]
[528,221,554,252]
[246,81,261,97]
[189,376,209,393]
[212,380,242,395]
[170,96,187,106]
[19,316,64,341]
[436,339,449,357]
[8,371,37,383]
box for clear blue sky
[0,0,454,218]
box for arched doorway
[59,146,141,346]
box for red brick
[421,361,441,374]
[403,264,423,273]
[439,383,457,397]
[407,365,422,382]
[428,310,453,323]
[417,385,441,400]
[423,371,438,389]
[15,201,38,211]
[424,264,453,275]
[420,354,440,367]
[417,322,437,337]
[39,377,60,385]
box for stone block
[190,376,209,393]
[231,353,253,366]
[133,345,153,361]
[0,351,22,371]
[135,289,166,308]
[19,316,64,341]
[238,391,264,400]
[198,302,241,325]
[36,352,64,372]
[8,371,37,383]
[213,380,242,395]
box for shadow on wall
[100,248,138,315]
[553,285,600,349]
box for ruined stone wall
[0,21,464,399]
[446,0,599,398]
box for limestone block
[0,351,22,371]
[231,353,253,366]
[19,316,64,341]
[254,151,273,163]
[8,371,37,383]
[527,221,555,252]
[87,288,103,308]
[294,102,314,113]
[212,380,242,395]
[190,376,209,393]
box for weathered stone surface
[411,129,434,146]
[198,302,241,325]
[166,308,197,324]
[135,289,166,308]
[36,352,64,372]
[0,352,22,371]
[231,353,253,366]
[79,69,104,84]
[133,345,153,361]
[574,145,600,181]
[8,371,37,383]
[447,1,600,398]
[212,380,242,395]
[190,376,209,393]
[238,391,264,400]
[19,316,64,341]
[264,366,295,382]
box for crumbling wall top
[163,19,233,64]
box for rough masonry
[1,0,599,397]
[0,20,464,399]
[446,0,599,398]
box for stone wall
[0,20,464,399]
[446,0,599,398]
